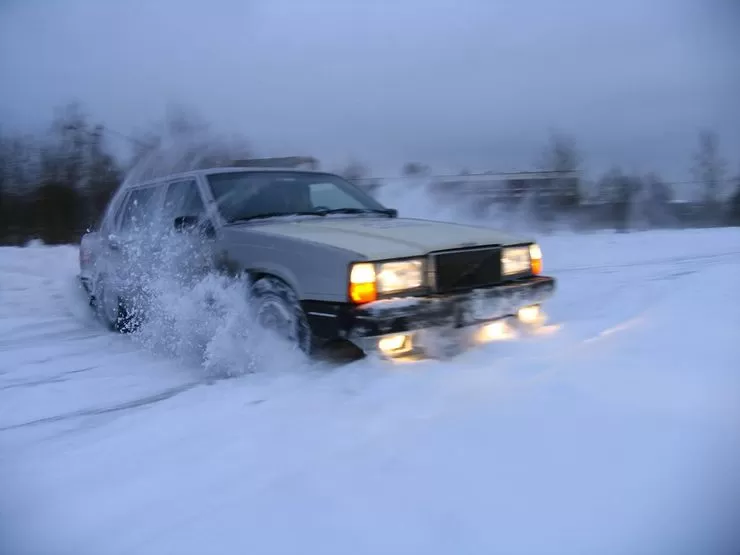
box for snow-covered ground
[2,227,740,555]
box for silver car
[79,166,556,360]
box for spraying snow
[2,225,740,554]
[118,229,307,378]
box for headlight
[501,246,531,276]
[376,260,424,293]
[349,259,424,304]
[501,244,543,276]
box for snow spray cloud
[110,139,308,377]
[123,106,252,187]
[371,175,549,234]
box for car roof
[122,166,337,189]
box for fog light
[378,334,411,354]
[517,305,541,324]
[478,321,508,342]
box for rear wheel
[94,277,139,333]
[251,276,312,354]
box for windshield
[207,171,390,223]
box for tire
[251,276,312,355]
[94,276,139,333]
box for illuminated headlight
[349,259,424,304]
[501,246,531,276]
[376,259,424,293]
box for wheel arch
[245,265,303,299]
[248,271,313,354]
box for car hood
[237,216,532,259]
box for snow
[2,228,740,555]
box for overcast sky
[0,0,737,180]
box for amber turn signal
[349,263,378,304]
[529,244,543,275]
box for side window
[99,188,127,232]
[118,187,158,233]
[162,180,206,223]
[309,182,365,209]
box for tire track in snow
[1,239,738,443]
[0,382,204,433]
[0,250,213,439]
[550,249,740,274]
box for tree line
[1,103,739,245]
[0,103,253,245]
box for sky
[0,0,738,181]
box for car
[79,164,556,360]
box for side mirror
[173,215,199,232]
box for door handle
[107,234,121,251]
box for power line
[99,126,156,149]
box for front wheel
[251,277,312,355]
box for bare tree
[86,124,123,229]
[643,172,674,227]
[401,162,429,177]
[729,168,740,226]
[33,103,94,242]
[538,131,581,213]
[0,134,6,242]
[126,103,252,183]
[0,133,40,243]
[691,130,727,222]
[597,167,641,232]
[339,159,369,182]
[0,103,125,243]
[126,129,162,171]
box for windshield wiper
[227,207,397,223]
[228,211,327,223]
[316,207,397,217]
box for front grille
[433,246,502,293]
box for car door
[100,185,162,297]
[160,179,216,282]
[161,179,209,230]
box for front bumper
[347,275,555,356]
